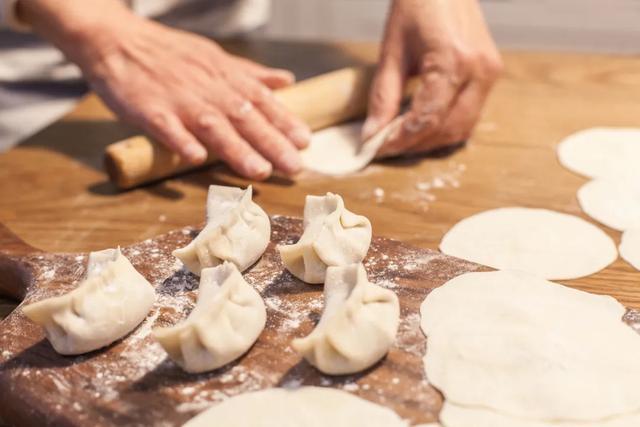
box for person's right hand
[20,0,311,180]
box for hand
[363,0,502,158]
[19,0,311,180]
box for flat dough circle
[577,178,640,231]
[440,402,640,427]
[420,270,640,423]
[439,207,617,280]
[183,387,407,427]
[300,119,399,175]
[620,229,640,271]
[557,127,640,179]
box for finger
[135,107,208,165]
[376,68,463,158]
[232,57,295,89]
[228,75,311,149]
[409,80,489,154]
[223,94,303,176]
[362,52,406,142]
[184,108,273,180]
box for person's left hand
[363,0,503,158]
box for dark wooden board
[5,216,638,427]
[0,216,486,426]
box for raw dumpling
[278,193,371,284]
[153,262,266,373]
[22,248,155,355]
[292,263,399,375]
[173,185,270,275]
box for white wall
[264,0,640,54]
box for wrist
[18,0,137,68]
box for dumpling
[21,248,155,355]
[292,263,400,375]
[153,261,266,373]
[278,193,371,284]
[173,185,270,275]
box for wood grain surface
[1,39,639,307]
[0,38,640,426]
[0,216,488,426]
[1,38,640,427]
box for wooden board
[0,216,486,426]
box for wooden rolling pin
[105,65,417,189]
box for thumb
[362,55,406,142]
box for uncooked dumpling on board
[292,264,399,375]
[153,262,266,373]
[173,185,270,275]
[22,248,155,355]
[278,193,371,284]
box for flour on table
[557,127,640,179]
[300,118,400,175]
[620,229,640,271]
[421,270,640,425]
[439,207,617,280]
[578,178,640,232]
[182,386,408,427]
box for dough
[22,248,155,355]
[439,207,617,280]
[183,386,408,427]
[153,262,265,373]
[421,270,640,423]
[577,178,640,231]
[300,118,400,175]
[620,229,640,271]
[292,264,399,375]
[173,185,270,275]
[557,127,640,179]
[440,402,640,427]
[278,193,371,284]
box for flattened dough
[300,118,400,175]
[421,270,640,423]
[620,229,640,271]
[577,178,640,232]
[557,127,640,179]
[439,207,617,280]
[440,402,640,427]
[183,387,407,427]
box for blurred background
[262,0,640,54]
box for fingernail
[289,126,312,148]
[279,152,302,175]
[185,144,208,164]
[361,117,380,141]
[278,70,296,84]
[245,157,272,179]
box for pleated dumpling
[278,193,371,284]
[173,185,270,275]
[22,248,155,355]
[153,262,266,373]
[292,263,400,375]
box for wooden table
[1,39,640,321]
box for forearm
[17,0,136,67]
